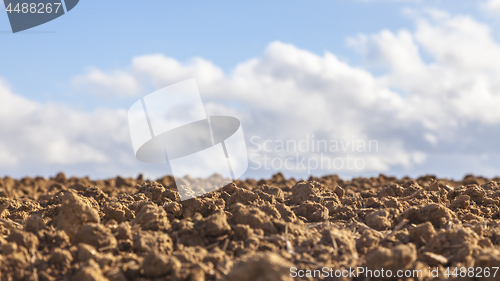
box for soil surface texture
[1,173,500,280]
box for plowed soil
[1,173,500,281]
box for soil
[1,173,500,280]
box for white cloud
[132,55,225,87]
[0,81,151,178]
[482,0,500,14]
[66,41,419,176]
[72,68,141,97]
[345,10,500,177]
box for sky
[2,0,500,181]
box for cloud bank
[3,9,500,179]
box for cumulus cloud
[345,10,500,176]
[132,55,225,87]
[482,0,500,14]
[72,68,142,97]
[8,8,500,179]
[67,42,420,178]
[0,80,166,178]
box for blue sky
[2,0,500,180]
